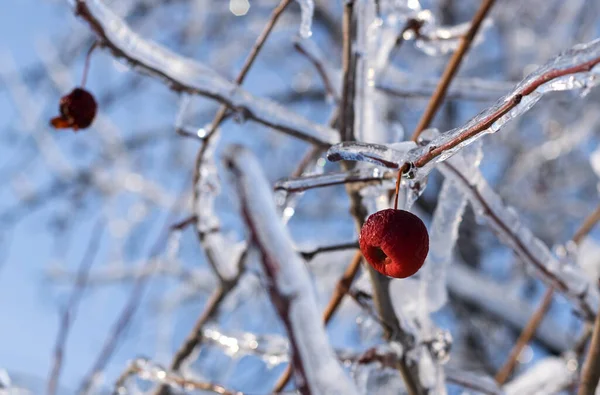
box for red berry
[50,88,97,131]
[359,209,429,278]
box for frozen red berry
[50,88,97,131]
[359,209,429,278]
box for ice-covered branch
[73,0,338,147]
[408,38,600,173]
[439,158,599,319]
[225,145,359,395]
[328,142,599,319]
[330,39,600,179]
[114,358,244,395]
[274,168,392,193]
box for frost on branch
[224,145,359,395]
[74,0,339,147]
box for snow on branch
[328,142,600,319]
[224,145,359,395]
[73,0,338,147]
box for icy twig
[73,0,337,147]
[47,221,104,395]
[225,145,359,395]
[496,202,600,384]
[328,142,599,318]
[113,358,243,395]
[440,159,599,319]
[411,0,496,140]
[274,168,392,193]
[272,250,364,392]
[410,38,600,172]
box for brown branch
[300,241,359,260]
[47,220,104,395]
[579,299,600,395]
[496,201,600,384]
[573,203,600,245]
[494,287,555,384]
[410,0,496,141]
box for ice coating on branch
[295,0,314,38]
[275,168,391,193]
[415,19,492,56]
[202,326,289,367]
[75,0,339,147]
[405,37,600,178]
[419,138,483,313]
[503,357,576,395]
[225,145,359,395]
[327,141,416,169]
[439,156,600,319]
[182,97,241,281]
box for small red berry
[50,88,97,131]
[359,209,429,278]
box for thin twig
[494,287,555,384]
[496,201,600,384]
[578,297,600,395]
[573,203,600,245]
[410,0,496,141]
[113,359,244,395]
[77,180,190,395]
[300,241,358,260]
[47,220,104,395]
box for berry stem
[80,41,98,88]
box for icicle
[295,0,314,38]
